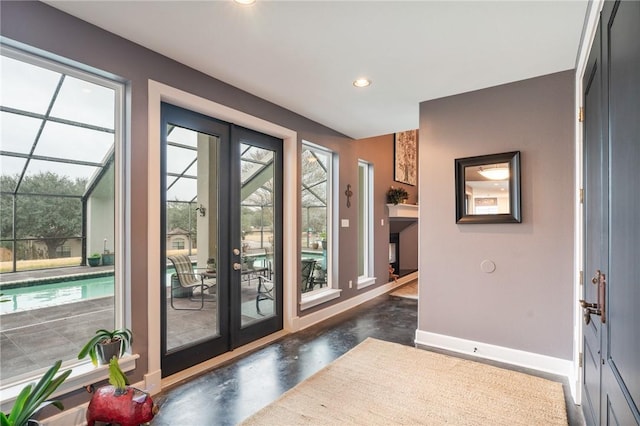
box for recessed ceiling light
[234,0,256,5]
[353,78,371,88]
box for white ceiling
[44,1,588,139]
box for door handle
[580,269,606,325]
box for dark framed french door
[160,103,283,377]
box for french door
[160,103,283,377]
[581,1,639,424]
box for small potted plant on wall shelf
[78,328,132,366]
[387,186,409,205]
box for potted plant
[319,231,327,250]
[387,186,409,205]
[206,257,216,273]
[1,360,71,426]
[101,251,114,266]
[86,357,157,425]
[78,328,132,366]
[87,253,101,267]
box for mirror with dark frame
[455,151,521,224]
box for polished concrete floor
[150,293,584,426]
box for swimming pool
[0,253,325,314]
[0,274,115,314]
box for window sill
[300,288,342,311]
[0,354,139,408]
[357,276,376,290]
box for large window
[0,46,124,385]
[300,143,332,295]
[357,160,375,288]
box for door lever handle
[579,300,598,309]
[580,269,606,325]
[579,299,602,325]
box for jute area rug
[242,338,567,426]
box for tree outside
[0,172,86,267]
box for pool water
[0,275,115,314]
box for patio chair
[301,258,316,293]
[167,255,215,310]
[256,260,274,315]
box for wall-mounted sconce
[196,204,206,217]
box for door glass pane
[240,144,276,326]
[165,124,220,351]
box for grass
[0,257,82,273]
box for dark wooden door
[582,1,640,424]
[599,1,639,424]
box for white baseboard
[292,272,417,331]
[414,329,572,379]
[144,369,163,396]
[41,402,88,426]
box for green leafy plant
[88,253,101,260]
[387,186,409,205]
[78,328,132,366]
[108,357,129,394]
[0,360,71,426]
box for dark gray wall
[418,70,575,359]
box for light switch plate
[341,219,349,227]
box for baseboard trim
[415,330,572,378]
[292,272,417,331]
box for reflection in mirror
[455,151,521,224]
[464,162,510,215]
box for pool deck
[0,264,271,383]
[0,265,114,288]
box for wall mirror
[455,151,521,224]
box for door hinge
[579,188,584,204]
[579,107,584,122]
[579,352,583,368]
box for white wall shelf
[387,203,419,219]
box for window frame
[299,141,341,310]
[0,44,130,396]
[357,160,376,289]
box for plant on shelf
[1,360,72,426]
[387,186,409,205]
[87,253,101,267]
[78,328,132,366]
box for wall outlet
[381,219,384,226]
[349,280,353,289]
